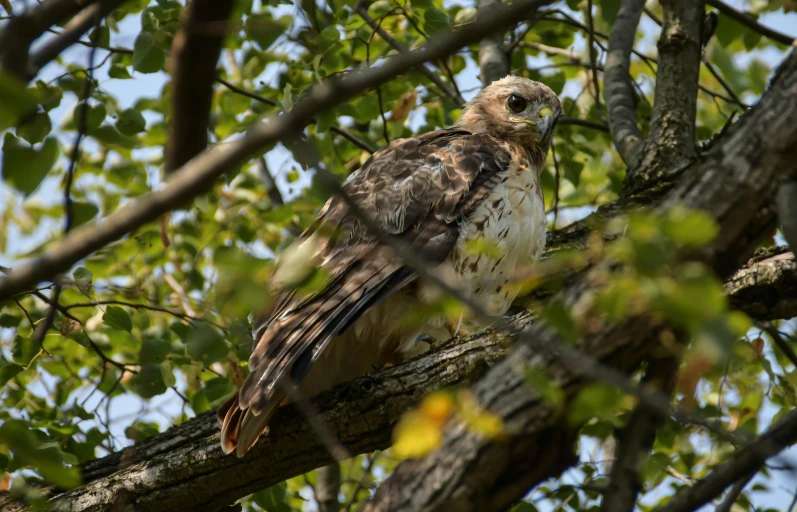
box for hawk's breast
[451,158,547,317]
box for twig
[586,0,603,119]
[215,75,376,153]
[762,324,797,370]
[705,0,796,47]
[355,3,466,105]
[653,409,797,512]
[714,472,755,512]
[31,14,103,349]
[163,273,197,318]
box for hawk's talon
[415,333,440,347]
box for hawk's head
[456,76,562,165]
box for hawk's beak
[535,107,555,139]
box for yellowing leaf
[392,411,444,459]
[457,391,503,439]
[419,391,454,425]
[390,90,418,123]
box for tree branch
[726,248,797,321]
[477,0,510,86]
[705,0,797,47]
[0,0,126,79]
[29,0,128,75]
[164,0,236,174]
[0,0,554,303]
[628,0,704,190]
[652,409,797,512]
[604,0,645,167]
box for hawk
[218,76,562,456]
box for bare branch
[714,473,756,512]
[653,409,797,512]
[601,358,679,512]
[0,0,555,302]
[477,0,509,86]
[355,3,466,105]
[604,0,645,167]
[165,0,236,174]
[626,0,705,191]
[706,0,797,47]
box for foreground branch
[0,0,553,303]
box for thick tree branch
[11,328,514,511]
[628,0,704,190]
[777,179,797,251]
[0,0,553,303]
[0,0,126,79]
[604,0,645,167]
[706,0,797,47]
[726,248,797,321]
[164,0,236,174]
[362,49,797,511]
[652,409,797,512]
[29,0,128,75]
[477,0,510,87]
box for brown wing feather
[218,129,511,456]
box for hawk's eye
[507,94,526,113]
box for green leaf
[185,324,228,366]
[661,207,719,248]
[0,357,23,386]
[422,8,450,35]
[116,108,146,135]
[1,134,60,196]
[12,334,38,366]
[72,103,106,132]
[71,201,99,228]
[245,15,284,50]
[0,72,38,131]
[281,83,293,112]
[0,420,81,489]
[524,368,565,413]
[139,336,171,364]
[540,301,578,343]
[72,267,93,296]
[600,0,621,24]
[0,313,21,328]
[16,111,52,144]
[253,482,292,512]
[569,383,625,426]
[103,306,132,333]
[132,32,166,73]
[134,364,168,398]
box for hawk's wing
[218,129,512,455]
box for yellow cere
[537,107,553,119]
